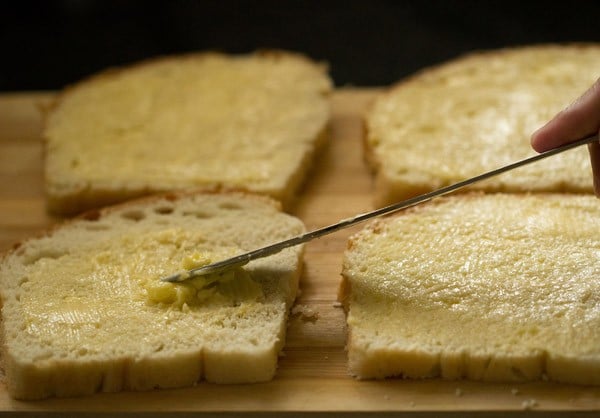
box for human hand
[531,77,600,195]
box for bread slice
[0,191,305,400]
[43,50,332,215]
[340,193,600,385]
[365,44,599,207]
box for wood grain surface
[0,89,599,416]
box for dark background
[2,0,600,91]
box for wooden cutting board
[0,89,598,416]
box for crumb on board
[521,399,539,410]
[291,304,319,322]
[454,387,463,397]
[511,388,520,396]
[332,301,343,308]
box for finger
[531,77,600,152]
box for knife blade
[161,134,598,283]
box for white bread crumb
[291,304,319,322]
[521,399,539,410]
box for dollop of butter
[181,252,212,271]
[143,251,263,309]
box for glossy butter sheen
[21,229,263,349]
[343,194,600,384]
[45,54,330,191]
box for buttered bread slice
[0,192,305,399]
[365,44,599,207]
[44,50,332,215]
[340,193,600,385]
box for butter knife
[161,134,598,282]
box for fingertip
[530,126,551,153]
